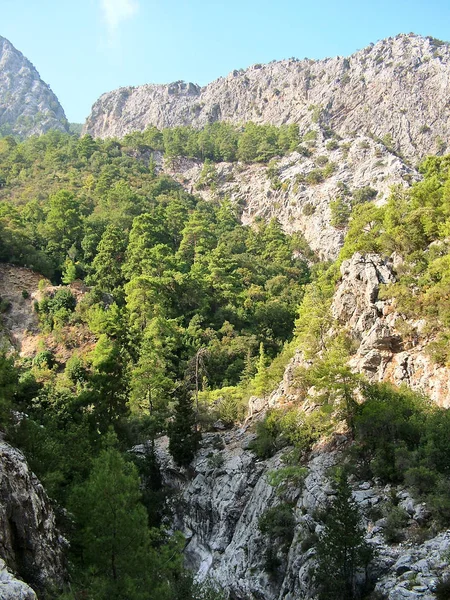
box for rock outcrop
[155,430,450,600]
[332,253,450,407]
[0,440,66,594]
[165,133,418,260]
[0,36,68,138]
[0,264,44,353]
[0,559,36,600]
[86,34,450,162]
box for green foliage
[435,577,450,600]
[267,465,307,495]
[258,503,295,546]
[250,404,333,459]
[330,197,351,228]
[168,386,201,467]
[0,352,19,426]
[69,444,185,599]
[383,505,409,543]
[314,473,374,600]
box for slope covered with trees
[0,128,310,598]
[3,122,450,598]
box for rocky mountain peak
[84,33,450,161]
[0,35,68,138]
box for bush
[0,297,11,313]
[258,503,295,547]
[404,466,438,496]
[326,140,339,151]
[303,202,316,216]
[249,413,282,458]
[383,505,409,543]
[32,350,56,369]
[49,288,76,312]
[352,186,378,205]
[435,576,450,600]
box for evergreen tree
[88,224,127,294]
[314,472,374,600]
[168,385,200,467]
[69,442,183,599]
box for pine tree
[70,444,151,597]
[314,472,374,600]
[168,385,200,467]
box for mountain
[85,33,450,161]
[0,36,68,137]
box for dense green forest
[0,128,310,599]
[3,126,450,599]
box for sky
[2,0,450,123]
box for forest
[2,125,450,599]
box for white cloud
[100,0,139,37]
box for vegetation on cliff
[2,126,450,598]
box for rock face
[332,253,450,407]
[0,440,66,594]
[165,133,418,260]
[157,430,450,600]
[0,559,36,600]
[86,34,450,161]
[0,36,68,138]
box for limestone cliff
[163,133,418,260]
[85,34,450,162]
[154,431,449,600]
[0,36,68,138]
[0,440,66,595]
[332,253,450,407]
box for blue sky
[2,0,450,123]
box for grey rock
[158,423,450,600]
[86,34,450,164]
[333,253,450,407]
[0,559,36,600]
[0,36,68,137]
[0,441,66,594]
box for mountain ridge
[0,35,68,138]
[84,33,450,161]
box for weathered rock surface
[0,440,66,594]
[165,134,418,260]
[86,34,450,162]
[0,36,68,138]
[333,253,450,407]
[0,558,36,600]
[157,429,449,600]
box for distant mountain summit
[84,33,450,161]
[0,35,68,138]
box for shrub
[383,505,409,543]
[315,155,329,167]
[249,411,283,458]
[306,169,324,185]
[49,288,76,312]
[326,140,339,151]
[404,466,438,496]
[258,503,295,547]
[303,202,316,216]
[32,350,56,369]
[435,576,450,600]
[207,452,225,469]
[352,186,378,205]
[0,297,11,313]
